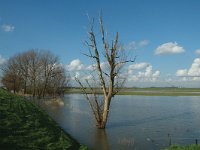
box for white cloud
[127,62,160,82]
[85,62,108,71]
[82,74,93,80]
[1,24,15,32]
[195,49,200,55]
[176,58,200,81]
[66,56,200,87]
[128,62,149,74]
[155,42,185,55]
[66,58,199,87]
[75,72,80,78]
[188,58,200,77]
[176,69,187,77]
[67,59,161,86]
[126,40,149,50]
[100,62,108,71]
[138,40,149,47]
[128,62,149,70]
[152,71,160,78]
[66,59,85,71]
[0,55,6,65]
[86,64,95,71]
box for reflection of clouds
[43,98,64,110]
[188,96,200,115]
[184,96,200,140]
[64,94,90,115]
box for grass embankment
[118,88,200,96]
[0,88,87,150]
[65,87,200,96]
[166,144,200,150]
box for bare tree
[17,52,30,94]
[48,66,67,97]
[76,15,134,129]
[1,49,68,98]
[1,55,23,93]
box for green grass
[0,88,87,150]
[166,144,200,150]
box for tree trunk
[24,83,26,94]
[99,97,111,129]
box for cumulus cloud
[0,55,6,65]
[176,69,187,77]
[1,24,15,32]
[176,58,200,81]
[66,59,162,87]
[85,62,108,71]
[195,49,200,55]
[128,62,149,70]
[152,71,160,78]
[126,40,149,50]
[75,72,80,78]
[155,42,185,55]
[127,62,160,82]
[188,58,200,77]
[66,59,85,71]
[86,64,94,71]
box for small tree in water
[76,15,134,129]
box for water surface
[41,94,200,150]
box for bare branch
[115,56,136,68]
[82,53,98,59]
[88,27,107,97]
[75,77,101,122]
[99,14,111,64]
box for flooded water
[41,94,200,150]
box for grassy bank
[0,88,87,150]
[166,144,200,150]
[65,87,200,96]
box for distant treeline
[1,49,69,98]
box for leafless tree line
[1,49,68,98]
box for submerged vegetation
[0,88,87,150]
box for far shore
[65,87,200,96]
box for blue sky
[0,0,200,87]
